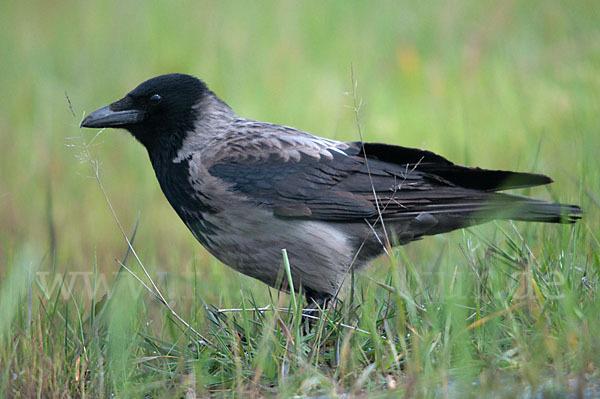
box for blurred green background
[1,1,600,396]
[0,0,598,303]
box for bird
[80,73,582,307]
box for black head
[81,74,209,151]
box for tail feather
[384,193,583,224]
[497,197,583,224]
[453,193,583,224]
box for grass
[1,0,599,397]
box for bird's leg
[302,287,334,328]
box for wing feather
[205,124,557,223]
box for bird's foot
[301,291,334,331]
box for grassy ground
[1,0,599,397]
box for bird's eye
[149,94,162,105]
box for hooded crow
[81,73,582,306]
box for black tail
[461,193,583,224]
[356,142,583,224]
[495,195,583,224]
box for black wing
[358,143,553,191]
[207,138,559,223]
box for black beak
[80,104,145,128]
